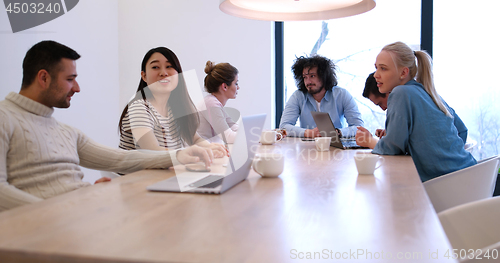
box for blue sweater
[372,80,476,182]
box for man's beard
[307,84,323,95]
[43,82,72,108]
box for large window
[282,0,421,134]
[434,1,500,160]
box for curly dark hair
[291,55,338,93]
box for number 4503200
[5,3,62,14]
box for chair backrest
[100,171,121,179]
[424,155,500,213]
[438,196,500,262]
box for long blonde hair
[382,42,450,117]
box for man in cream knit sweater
[0,41,214,212]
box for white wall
[0,0,273,183]
[117,0,273,125]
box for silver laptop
[310,111,367,149]
[147,114,266,194]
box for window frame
[274,0,433,127]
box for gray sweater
[0,92,178,211]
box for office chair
[424,155,500,213]
[439,196,500,262]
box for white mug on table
[253,153,284,177]
[260,130,283,145]
[315,137,331,151]
[354,153,384,174]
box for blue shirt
[372,80,476,182]
[279,87,363,137]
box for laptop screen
[225,114,265,175]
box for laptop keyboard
[342,139,359,148]
[188,175,224,188]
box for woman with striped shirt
[118,47,227,157]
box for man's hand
[355,126,378,149]
[375,129,386,138]
[177,145,214,168]
[304,127,320,138]
[94,177,112,184]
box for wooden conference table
[0,137,456,263]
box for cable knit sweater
[0,92,178,211]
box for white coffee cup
[253,153,284,177]
[315,137,331,151]
[354,153,384,174]
[260,130,283,145]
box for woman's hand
[205,143,229,158]
[94,177,112,184]
[355,126,378,149]
[177,145,214,168]
[192,133,228,158]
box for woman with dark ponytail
[118,47,227,157]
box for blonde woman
[356,41,476,182]
[197,61,240,144]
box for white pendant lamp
[219,0,376,21]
